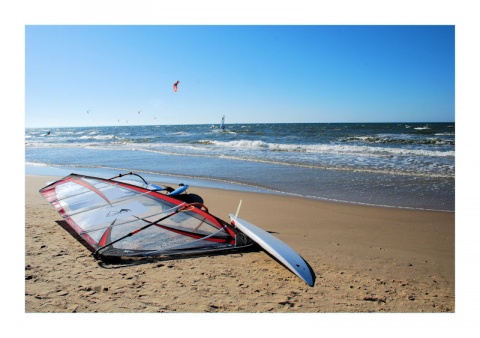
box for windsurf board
[229,214,315,287]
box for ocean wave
[168,131,192,137]
[25,123,456,179]
[25,123,455,211]
[26,135,455,160]
[414,125,431,130]
[341,135,454,146]
[79,134,118,140]
[198,139,454,158]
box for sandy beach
[25,174,454,313]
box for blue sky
[25,25,454,128]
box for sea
[25,122,455,212]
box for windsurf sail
[39,173,251,260]
[220,115,225,130]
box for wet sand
[25,175,454,313]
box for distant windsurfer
[220,115,225,130]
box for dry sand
[25,175,454,313]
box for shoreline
[25,164,454,212]
[25,174,455,313]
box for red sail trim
[66,176,111,204]
[99,219,116,247]
[40,174,111,205]
[64,216,99,251]
[99,226,112,247]
[39,183,69,218]
[39,181,65,204]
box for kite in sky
[173,80,180,92]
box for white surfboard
[229,214,315,287]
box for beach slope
[25,175,454,312]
